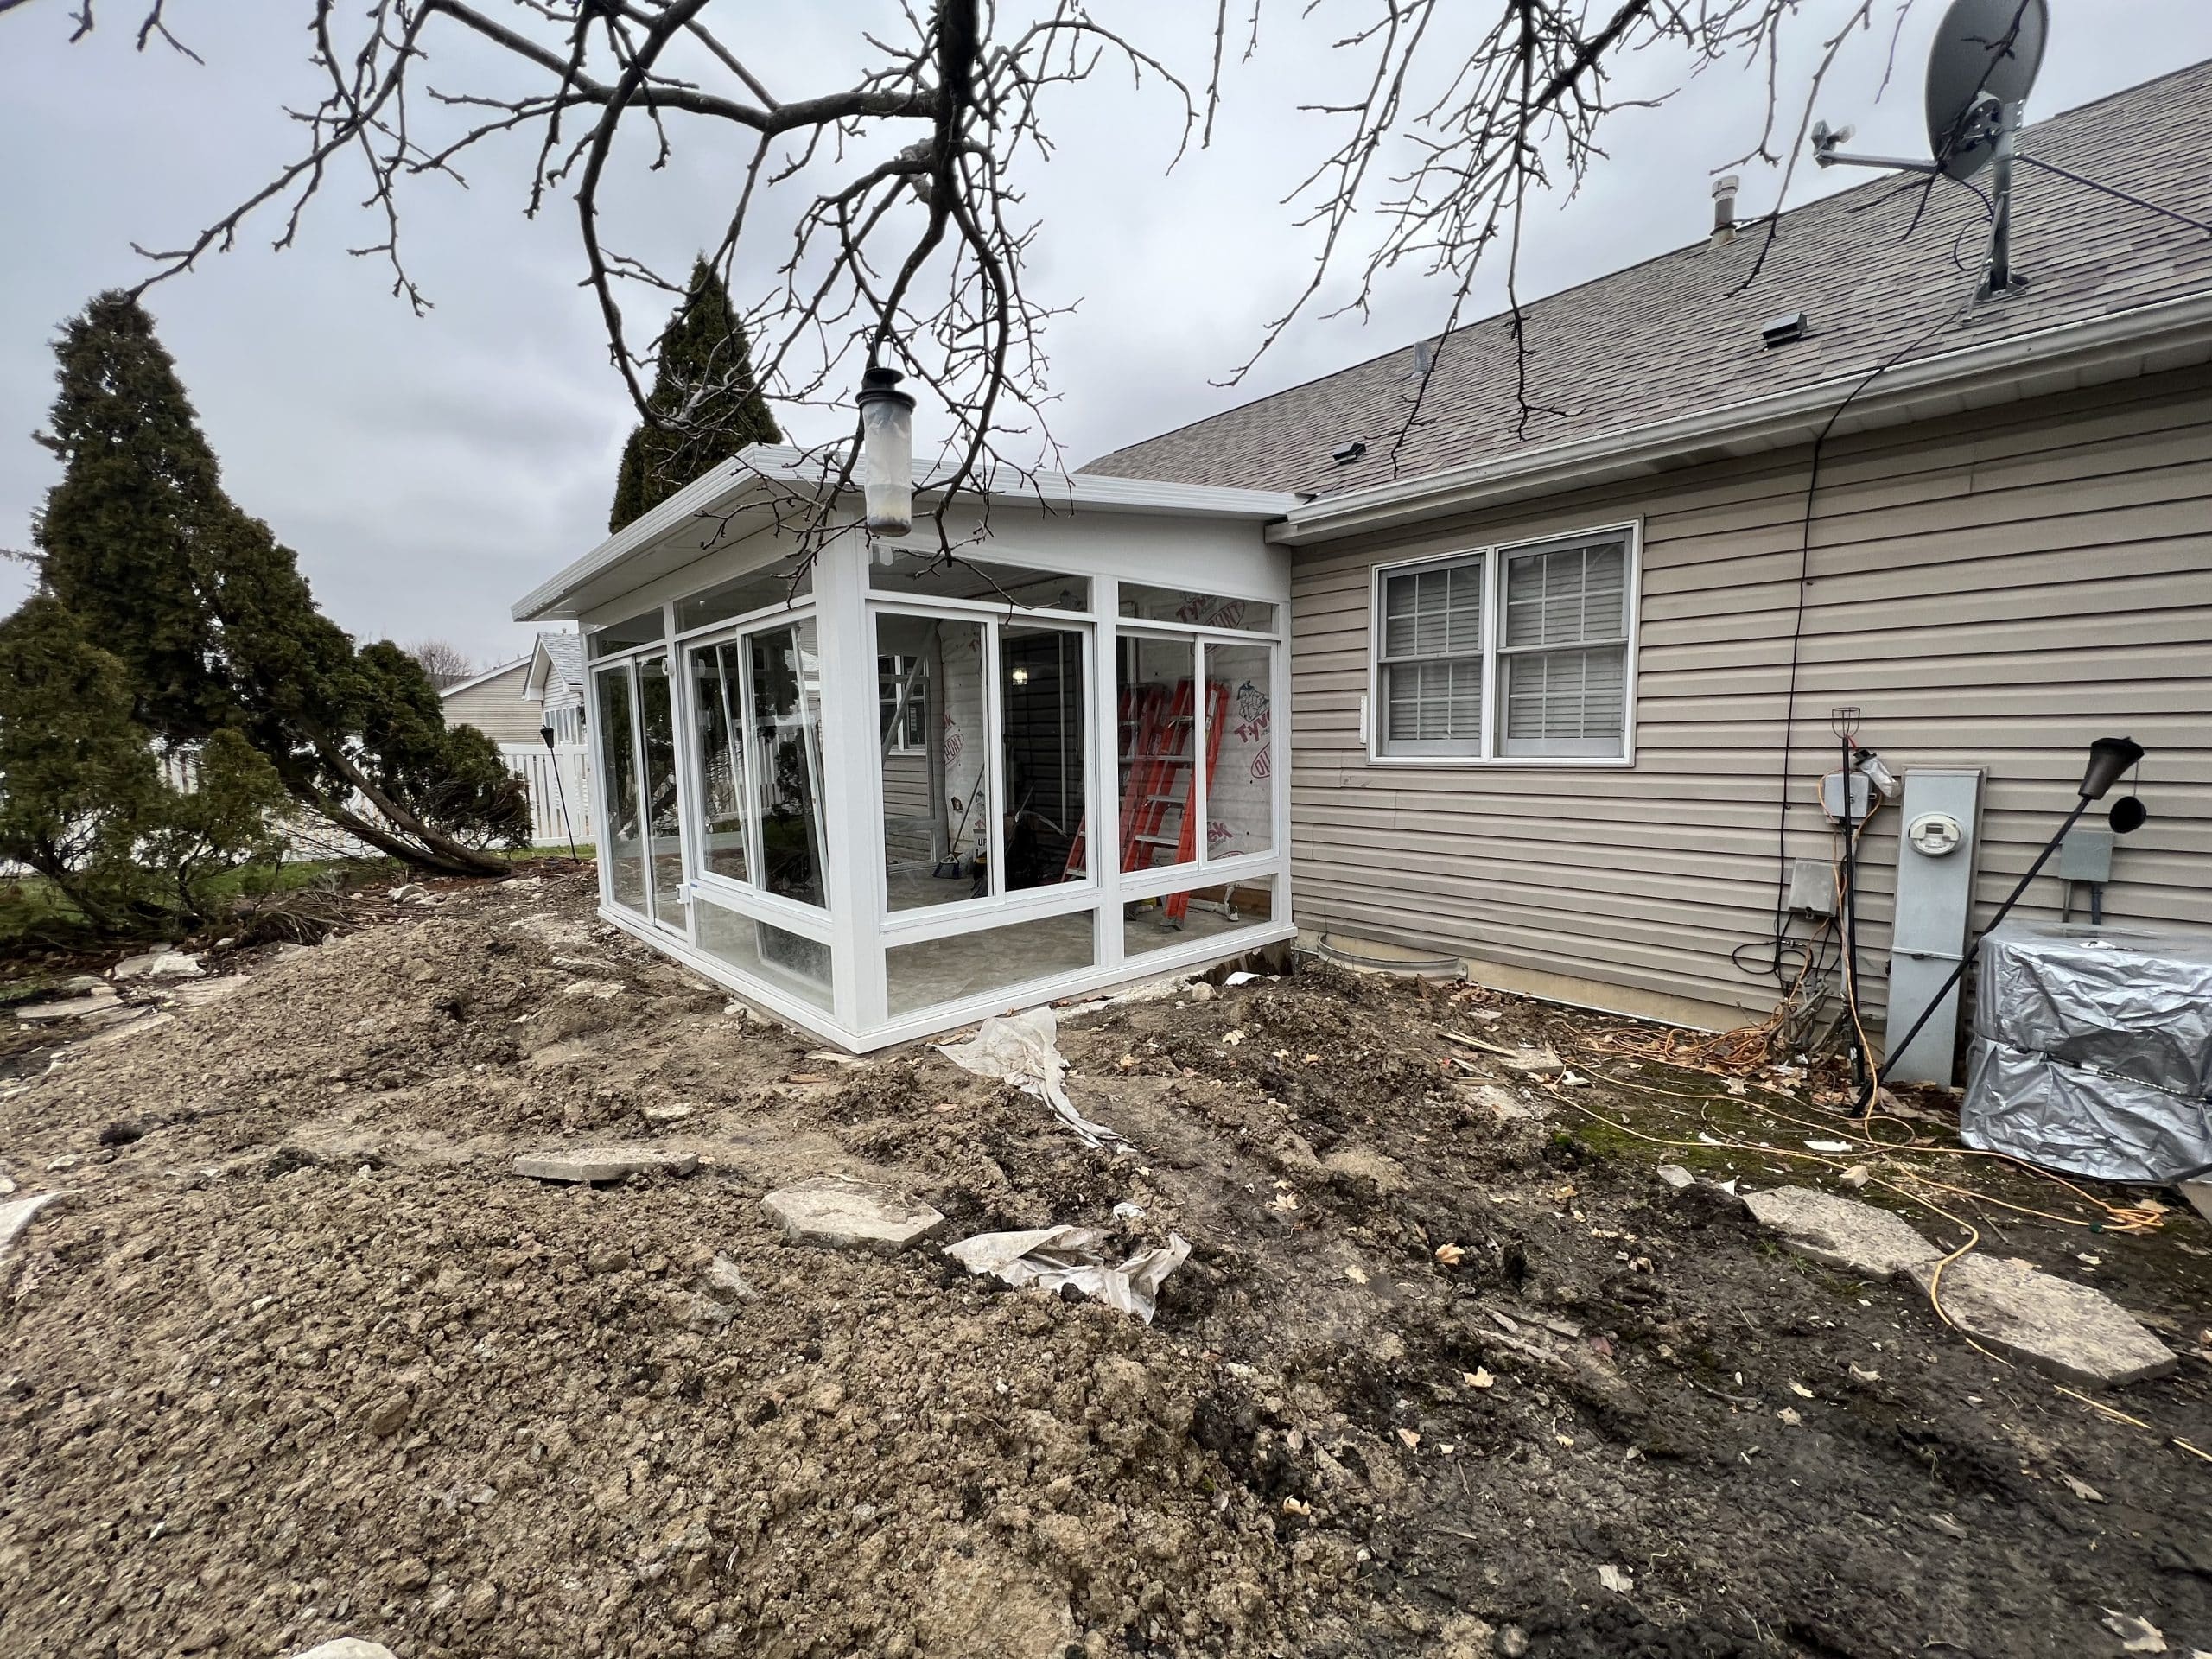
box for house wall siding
[1289,365,2212,1029]
[442,663,543,745]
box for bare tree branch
[18,0,1959,541]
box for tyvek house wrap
[1961,921,2212,1182]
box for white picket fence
[499,742,594,848]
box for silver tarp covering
[1960,922,2212,1182]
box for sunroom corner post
[810,533,884,1037]
[1094,575,1124,973]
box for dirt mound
[3,872,2209,1658]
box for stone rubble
[16,989,123,1024]
[511,1147,699,1183]
[1742,1185,1945,1278]
[1908,1254,2177,1389]
[760,1174,946,1254]
[111,949,204,981]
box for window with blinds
[1498,537,1630,757]
[1371,529,1634,762]
[1377,555,1485,754]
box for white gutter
[512,445,1297,623]
[1273,289,2212,545]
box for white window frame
[1367,518,1640,768]
[868,601,1100,936]
[678,609,835,938]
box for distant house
[438,655,540,745]
[512,61,2210,1057]
[440,631,593,844]
[524,631,588,746]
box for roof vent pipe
[1711,175,1740,245]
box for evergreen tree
[0,595,287,933]
[609,257,781,532]
[32,292,529,876]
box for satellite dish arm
[1811,123,1941,175]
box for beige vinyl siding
[1290,364,2212,1030]
[440,662,543,746]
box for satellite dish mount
[1808,0,2049,302]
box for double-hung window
[1373,525,1636,763]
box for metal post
[1980,99,2018,300]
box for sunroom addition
[513,448,1296,1050]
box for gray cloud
[3,3,2206,670]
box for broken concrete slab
[111,948,202,980]
[512,1147,699,1184]
[0,1191,67,1269]
[1501,1046,1567,1077]
[761,1175,945,1254]
[1743,1185,1944,1277]
[289,1641,398,1659]
[1656,1165,1697,1191]
[642,1103,696,1125]
[1908,1255,2177,1389]
[16,988,122,1023]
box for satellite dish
[1924,0,2050,180]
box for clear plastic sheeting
[1961,922,2212,1182]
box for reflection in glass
[675,556,813,632]
[868,550,1088,611]
[690,641,748,884]
[594,666,646,914]
[875,613,988,912]
[696,901,832,1012]
[638,656,684,924]
[1119,583,1275,633]
[749,622,827,908]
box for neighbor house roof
[525,630,587,702]
[438,655,530,698]
[1082,58,2212,509]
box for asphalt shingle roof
[1080,59,2212,497]
[537,630,586,697]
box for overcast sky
[4,3,2209,669]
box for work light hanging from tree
[856,365,917,537]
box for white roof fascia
[512,444,1298,624]
[1273,289,2212,546]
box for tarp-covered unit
[1961,921,2212,1182]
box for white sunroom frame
[530,450,1300,1052]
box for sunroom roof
[513,443,1297,624]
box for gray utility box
[1963,921,2212,1181]
[1883,767,1984,1085]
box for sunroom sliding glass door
[638,655,685,929]
[594,664,648,918]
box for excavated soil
[2,868,2209,1659]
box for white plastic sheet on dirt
[936,1008,1130,1152]
[943,1226,1191,1323]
